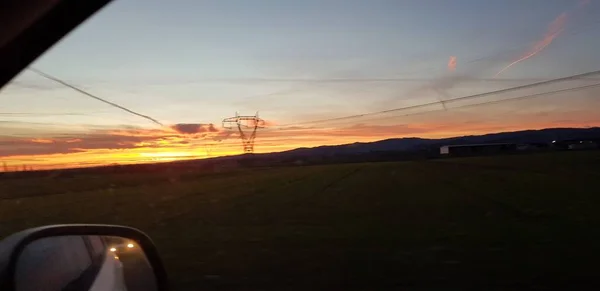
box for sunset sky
[2,0,600,170]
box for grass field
[2,151,600,290]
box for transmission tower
[222,112,265,154]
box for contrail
[28,68,164,126]
[495,14,566,77]
[495,0,590,77]
[494,13,567,77]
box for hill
[240,127,600,166]
[279,127,600,156]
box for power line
[319,82,600,126]
[276,70,600,128]
[248,81,600,141]
[28,68,164,127]
[198,75,599,147]
[215,81,600,140]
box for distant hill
[267,127,600,158]
[281,137,430,157]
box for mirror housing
[0,224,168,291]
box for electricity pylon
[222,112,265,154]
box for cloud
[1,133,150,156]
[170,123,219,134]
[211,130,237,142]
[0,125,193,157]
[0,121,249,157]
[30,138,54,144]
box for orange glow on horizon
[139,151,196,158]
[30,138,54,144]
[2,118,597,171]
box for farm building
[440,143,518,156]
[567,141,598,150]
[552,139,599,150]
[516,143,550,151]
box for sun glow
[139,152,195,158]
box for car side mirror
[0,224,168,291]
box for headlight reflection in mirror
[15,235,158,291]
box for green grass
[2,151,600,290]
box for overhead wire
[197,78,600,147]
[319,82,600,126]
[27,68,165,127]
[16,68,600,154]
[222,80,600,155]
[273,70,600,129]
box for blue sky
[5,0,600,122]
[1,0,600,168]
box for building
[552,139,600,150]
[440,143,518,156]
[567,141,598,150]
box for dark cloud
[0,124,198,157]
[0,122,236,157]
[212,130,236,142]
[170,123,219,134]
[0,133,152,156]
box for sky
[1,0,600,170]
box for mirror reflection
[15,235,157,291]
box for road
[118,249,158,291]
